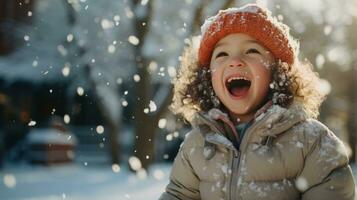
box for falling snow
[1,0,357,199]
[28,121,36,126]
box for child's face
[209,33,275,121]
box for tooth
[227,76,251,83]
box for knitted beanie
[198,4,299,67]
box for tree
[63,0,124,164]
[129,0,171,170]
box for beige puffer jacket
[159,104,356,200]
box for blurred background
[0,0,357,199]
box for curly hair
[170,39,325,122]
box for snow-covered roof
[26,128,77,145]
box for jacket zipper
[229,150,240,200]
[228,114,271,200]
[201,107,276,200]
[230,113,273,199]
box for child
[160,4,355,200]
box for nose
[229,57,244,68]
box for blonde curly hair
[170,38,325,122]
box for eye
[246,48,261,54]
[215,51,228,58]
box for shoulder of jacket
[293,119,347,156]
[180,128,205,150]
[292,118,330,137]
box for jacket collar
[192,101,307,152]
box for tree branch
[222,0,235,10]
[62,0,76,25]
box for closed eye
[215,51,228,58]
[246,48,261,54]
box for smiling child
[159,4,355,200]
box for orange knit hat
[198,4,298,67]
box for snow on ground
[0,163,171,200]
[1,163,357,200]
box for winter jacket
[159,104,356,200]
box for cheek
[209,61,219,73]
[264,68,272,83]
[210,67,225,95]
[211,72,221,91]
[253,66,272,89]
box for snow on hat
[198,4,299,67]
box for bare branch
[131,0,154,46]
[192,0,235,34]
[62,0,76,25]
[222,0,235,10]
[192,3,204,34]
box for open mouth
[225,76,251,98]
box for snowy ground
[0,163,171,200]
[1,163,357,200]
